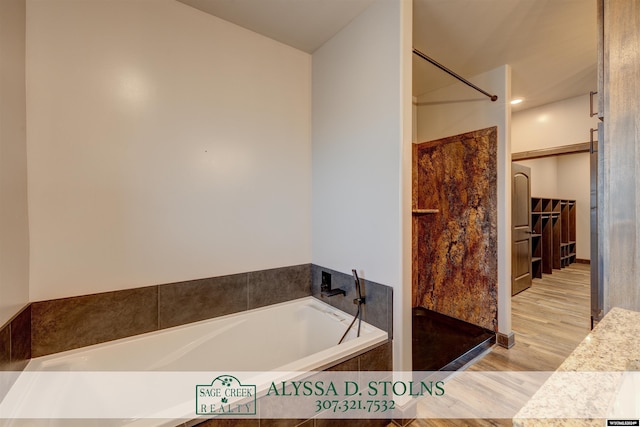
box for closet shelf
[530,196,577,278]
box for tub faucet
[321,288,346,297]
[320,271,346,297]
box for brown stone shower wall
[412,127,498,331]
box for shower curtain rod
[412,48,498,102]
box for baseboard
[497,331,516,349]
[575,259,590,264]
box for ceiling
[412,0,597,110]
[177,0,597,111]
[177,0,376,53]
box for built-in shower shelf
[412,209,439,215]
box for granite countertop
[513,307,640,426]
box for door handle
[590,91,598,117]
[590,128,598,153]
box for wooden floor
[407,263,591,427]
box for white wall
[512,94,598,152]
[399,2,413,374]
[0,0,30,326]
[512,94,597,260]
[311,0,412,371]
[27,0,312,301]
[515,157,559,198]
[312,0,403,289]
[415,65,512,336]
[558,153,591,260]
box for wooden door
[591,123,603,323]
[512,163,532,295]
[599,0,640,313]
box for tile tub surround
[31,264,312,357]
[17,263,389,361]
[158,273,248,330]
[0,305,31,401]
[188,340,393,427]
[326,339,393,372]
[0,305,31,372]
[2,265,392,425]
[513,307,640,426]
[32,286,159,357]
[311,265,393,338]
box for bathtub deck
[412,307,495,371]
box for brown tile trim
[10,305,31,371]
[358,340,392,371]
[0,303,31,335]
[0,304,31,371]
[248,264,312,309]
[189,340,393,427]
[324,340,393,373]
[0,325,10,403]
[0,304,32,403]
[314,343,392,427]
[158,273,248,329]
[32,286,158,357]
[325,355,359,372]
[0,324,9,371]
[10,264,386,363]
[5,272,389,425]
[31,264,312,357]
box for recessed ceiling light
[511,98,524,105]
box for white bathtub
[1,296,388,426]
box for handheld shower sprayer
[338,269,366,345]
[352,269,365,305]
